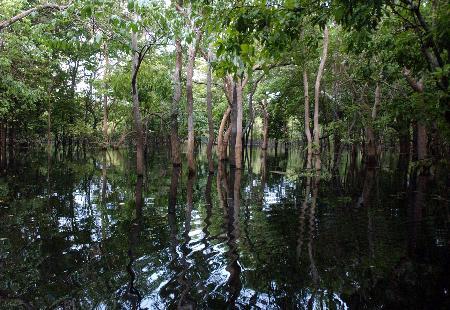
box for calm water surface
[0,147,448,309]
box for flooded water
[0,147,448,309]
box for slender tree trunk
[218,107,231,160]
[206,50,214,172]
[313,26,329,170]
[235,81,244,169]
[303,70,312,159]
[47,103,52,156]
[186,31,202,173]
[7,123,14,161]
[402,68,428,163]
[229,82,237,167]
[170,38,182,166]
[365,83,381,166]
[246,85,255,146]
[261,99,269,150]
[131,31,145,176]
[0,121,6,170]
[102,43,109,149]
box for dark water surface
[0,148,449,309]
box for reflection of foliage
[0,149,448,308]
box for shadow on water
[0,147,448,309]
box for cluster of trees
[0,0,448,174]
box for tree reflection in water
[0,148,448,309]
[123,175,144,309]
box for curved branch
[0,2,71,32]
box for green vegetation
[0,0,448,172]
[0,2,449,306]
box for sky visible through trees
[0,0,449,308]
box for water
[0,147,448,309]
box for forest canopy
[0,0,448,171]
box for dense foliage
[0,0,447,165]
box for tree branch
[0,2,71,32]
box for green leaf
[81,5,93,18]
[130,22,138,33]
[128,0,135,12]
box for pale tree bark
[206,49,214,173]
[102,42,110,149]
[186,31,202,174]
[131,31,145,176]
[244,74,264,147]
[0,2,70,32]
[303,69,312,165]
[372,82,381,119]
[261,98,269,151]
[313,26,329,170]
[235,81,244,169]
[170,38,182,166]
[217,107,231,160]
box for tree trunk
[131,31,145,177]
[206,50,214,173]
[186,31,202,174]
[217,107,231,160]
[303,70,312,159]
[229,81,237,167]
[402,68,428,163]
[399,128,410,157]
[170,38,182,166]
[313,26,329,170]
[235,81,244,169]
[0,121,6,170]
[8,122,14,162]
[417,122,428,161]
[365,83,381,166]
[102,43,109,149]
[47,105,52,155]
[261,99,269,151]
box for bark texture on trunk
[102,43,109,148]
[206,50,214,173]
[417,123,428,161]
[229,81,237,167]
[186,31,202,174]
[235,81,244,169]
[303,70,312,159]
[131,31,145,176]
[217,107,231,160]
[261,99,269,151]
[313,26,329,170]
[402,67,428,162]
[170,38,182,166]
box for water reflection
[124,176,144,308]
[0,148,448,308]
